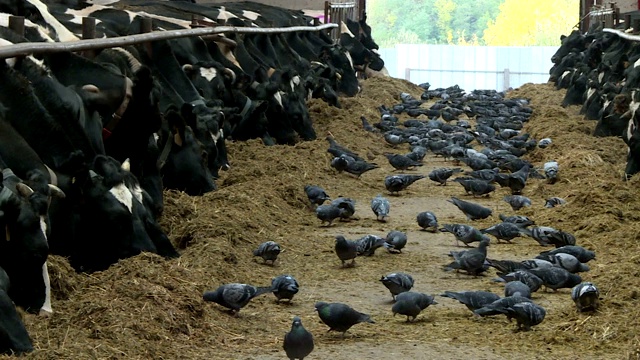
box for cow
[0,266,33,355]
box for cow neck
[157,131,174,170]
[103,77,134,139]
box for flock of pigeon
[201,84,600,359]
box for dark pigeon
[330,197,356,220]
[481,222,526,243]
[385,153,423,170]
[335,235,358,268]
[571,282,600,312]
[504,281,532,298]
[326,135,362,161]
[439,290,501,312]
[452,178,496,197]
[465,167,500,182]
[304,185,330,207]
[417,211,438,232]
[371,194,390,222]
[499,214,535,227]
[283,316,314,360]
[356,235,386,256]
[392,292,438,322]
[538,245,596,263]
[271,275,299,303]
[361,116,378,133]
[494,270,544,293]
[384,174,425,194]
[535,253,590,273]
[527,267,583,292]
[447,197,492,220]
[203,283,272,314]
[443,237,490,276]
[330,155,351,173]
[472,295,533,317]
[315,204,344,226]
[314,302,375,336]
[379,272,414,300]
[428,167,463,185]
[544,196,567,208]
[253,241,282,265]
[502,302,546,331]
[507,164,530,195]
[384,230,408,253]
[344,159,379,177]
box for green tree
[482,0,579,46]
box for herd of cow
[0,0,389,354]
[549,24,640,178]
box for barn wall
[196,0,327,10]
[616,0,639,14]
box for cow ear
[82,84,100,94]
[182,64,194,76]
[121,158,131,172]
[15,183,34,198]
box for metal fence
[323,0,357,40]
[378,44,558,92]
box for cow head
[551,30,594,65]
[319,44,359,97]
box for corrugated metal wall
[378,45,558,92]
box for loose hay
[8,77,640,359]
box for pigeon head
[291,316,302,327]
[314,302,329,313]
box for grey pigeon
[520,226,560,246]
[428,167,463,185]
[472,295,533,317]
[503,302,546,331]
[356,235,386,256]
[330,197,356,220]
[344,159,379,177]
[535,253,590,273]
[203,283,272,314]
[384,230,408,253]
[538,138,552,148]
[314,302,375,336]
[505,281,532,298]
[494,270,544,292]
[304,185,330,207]
[283,316,314,360]
[447,197,492,220]
[571,282,600,312]
[538,245,596,263]
[384,174,425,194]
[443,237,490,276]
[335,235,358,267]
[439,290,501,312]
[406,146,427,162]
[417,211,438,232]
[481,222,525,243]
[499,214,535,227]
[315,204,344,226]
[507,164,530,194]
[326,135,362,160]
[380,272,414,300]
[360,116,378,133]
[330,155,352,173]
[385,153,423,170]
[392,292,437,322]
[486,258,552,273]
[384,133,405,146]
[545,197,567,208]
[253,241,282,265]
[527,267,583,292]
[439,223,488,247]
[544,161,559,184]
[371,194,390,222]
[465,167,500,182]
[271,275,299,303]
[452,178,496,197]
[503,195,532,211]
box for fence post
[81,17,97,59]
[503,68,510,91]
[405,68,411,82]
[9,16,25,37]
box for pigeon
[330,155,352,173]
[314,302,375,336]
[335,235,358,267]
[417,211,438,232]
[384,153,423,170]
[447,197,492,220]
[439,223,489,247]
[344,159,379,177]
[330,197,356,220]
[406,146,428,162]
[504,280,532,298]
[384,174,425,194]
[521,226,561,246]
[503,195,532,211]
[371,194,390,222]
[304,185,330,207]
[253,241,282,265]
[439,290,501,312]
[472,295,533,317]
[465,167,500,182]
[538,138,552,148]
[384,133,405,147]
[494,270,544,292]
[283,316,314,360]
[545,197,567,208]
[571,282,600,312]
[384,230,408,253]
[503,302,546,331]
[535,253,590,273]
[443,237,490,275]
[538,245,596,263]
[203,283,272,314]
[428,167,463,185]
[507,164,530,195]
[499,214,535,227]
[379,272,414,300]
[486,258,552,273]
[271,275,299,303]
[527,267,583,292]
[360,116,378,133]
[481,222,526,243]
[326,135,361,160]
[544,161,559,184]
[392,292,437,322]
[315,204,344,226]
[356,234,386,256]
[452,178,496,197]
